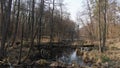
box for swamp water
[58,49,86,66]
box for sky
[64,0,84,22]
[64,0,120,23]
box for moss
[36,59,48,65]
[111,46,120,50]
[101,55,110,63]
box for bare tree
[101,0,107,52]
[0,0,12,59]
[11,0,20,47]
[98,0,102,52]
[37,0,44,44]
[21,0,35,63]
[86,0,95,43]
[50,0,55,44]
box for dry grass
[1,38,120,68]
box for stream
[58,49,86,66]
[7,48,91,68]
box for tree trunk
[21,0,35,63]
[50,0,55,44]
[11,0,20,47]
[38,0,44,44]
[0,0,12,59]
[98,0,102,52]
[102,0,107,52]
[18,14,24,64]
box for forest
[0,0,120,68]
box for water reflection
[59,49,84,66]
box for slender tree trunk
[0,0,12,59]
[102,0,107,52]
[50,0,55,44]
[27,12,31,41]
[11,0,20,47]
[98,0,102,52]
[38,0,44,44]
[21,0,35,63]
[58,0,63,42]
[0,0,5,59]
[87,0,95,43]
[18,17,24,64]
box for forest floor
[0,39,120,68]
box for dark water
[58,50,84,66]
